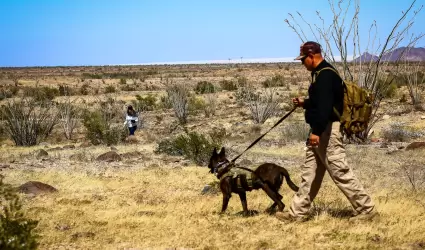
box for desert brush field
[1,63,425,249]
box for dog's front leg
[238,191,248,216]
[220,178,232,214]
[221,193,231,213]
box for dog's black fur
[208,147,299,216]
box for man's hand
[292,97,305,108]
[309,133,320,147]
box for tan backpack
[314,67,374,138]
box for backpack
[314,67,374,138]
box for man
[276,41,378,222]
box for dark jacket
[303,60,344,136]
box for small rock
[47,147,62,152]
[421,116,425,120]
[110,146,118,151]
[238,159,253,166]
[126,135,139,144]
[380,142,390,148]
[382,115,390,120]
[0,164,10,169]
[35,149,49,159]
[71,232,95,241]
[406,142,425,150]
[18,181,58,195]
[62,145,76,149]
[96,151,122,162]
[201,185,213,195]
[55,224,71,231]
[370,138,380,143]
[80,141,92,148]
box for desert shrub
[203,94,217,118]
[0,86,19,100]
[104,85,116,94]
[281,120,310,142]
[58,98,81,140]
[82,73,103,79]
[376,78,398,99]
[219,79,238,91]
[261,74,287,88]
[194,81,215,94]
[155,130,223,165]
[82,110,126,145]
[166,84,189,124]
[104,125,128,146]
[382,122,424,142]
[0,176,39,249]
[188,96,206,114]
[237,86,280,124]
[23,86,59,102]
[80,83,89,95]
[132,94,157,112]
[82,110,108,145]
[119,78,127,85]
[121,85,137,91]
[236,76,248,87]
[0,98,59,146]
[159,95,173,110]
[58,85,74,96]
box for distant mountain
[353,47,425,62]
[352,52,378,63]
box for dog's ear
[212,147,218,156]
[219,147,225,156]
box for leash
[230,106,297,163]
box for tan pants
[289,122,375,217]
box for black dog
[208,147,299,216]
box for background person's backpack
[314,67,374,138]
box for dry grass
[2,143,425,250]
[1,63,425,249]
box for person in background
[123,105,139,136]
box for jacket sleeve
[310,71,334,136]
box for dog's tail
[279,167,299,192]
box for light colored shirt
[124,114,139,128]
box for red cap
[294,41,322,60]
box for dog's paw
[265,207,277,215]
[237,210,259,217]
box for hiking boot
[349,209,380,222]
[275,211,307,223]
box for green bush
[23,86,60,102]
[104,85,116,94]
[133,94,157,112]
[219,80,238,91]
[188,96,206,114]
[80,84,90,95]
[194,81,216,94]
[82,110,108,145]
[261,74,287,88]
[382,122,424,142]
[155,130,225,165]
[0,176,39,249]
[58,85,73,96]
[281,120,311,142]
[82,110,126,145]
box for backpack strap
[312,67,343,120]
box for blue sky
[0,0,424,67]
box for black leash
[230,107,297,163]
